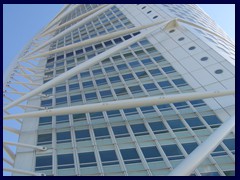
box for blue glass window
[78,152,97,167]
[190,100,206,107]
[90,112,104,120]
[122,73,134,81]
[153,56,165,62]
[157,104,172,111]
[99,150,119,166]
[83,81,93,88]
[223,139,235,154]
[167,119,186,131]
[56,97,67,105]
[158,80,173,89]
[140,106,155,114]
[56,115,69,124]
[109,76,121,83]
[85,92,97,100]
[94,127,110,140]
[92,69,103,75]
[70,94,82,103]
[96,78,107,86]
[56,86,66,93]
[123,108,138,116]
[162,66,176,74]
[57,154,74,169]
[173,102,189,109]
[182,142,198,154]
[105,66,115,72]
[73,113,86,122]
[141,58,153,65]
[129,85,143,94]
[120,148,141,164]
[35,156,52,171]
[80,71,90,78]
[106,110,121,118]
[135,71,148,78]
[39,116,52,126]
[185,117,204,129]
[203,115,222,126]
[172,78,188,87]
[42,88,52,95]
[149,121,167,134]
[112,125,129,138]
[117,64,128,70]
[162,144,184,160]
[75,129,91,141]
[37,134,52,145]
[114,88,128,96]
[131,124,148,136]
[100,90,113,98]
[149,69,162,76]
[141,146,163,162]
[69,83,80,90]
[129,61,141,68]
[57,131,71,143]
[41,99,52,107]
[143,83,158,91]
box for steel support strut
[3,90,234,120]
[168,116,235,176]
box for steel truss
[3,4,235,176]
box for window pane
[56,115,69,124]
[99,150,119,166]
[57,131,71,143]
[141,146,163,162]
[75,130,90,141]
[37,134,52,145]
[120,148,141,164]
[78,152,97,167]
[57,154,74,169]
[39,116,52,126]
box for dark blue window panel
[123,108,138,116]
[172,78,188,87]
[185,117,204,127]
[100,150,119,166]
[78,152,97,167]
[123,34,132,40]
[92,69,103,75]
[139,39,150,45]
[57,154,74,169]
[80,71,90,78]
[129,85,143,94]
[211,145,228,156]
[109,76,121,83]
[149,121,167,132]
[140,106,155,114]
[57,55,64,60]
[173,102,189,109]
[157,104,172,111]
[37,134,52,145]
[158,80,173,89]
[83,81,94,88]
[57,132,71,143]
[95,43,104,49]
[106,110,121,118]
[153,56,165,62]
[129,61,141,68]
[141,146,163,162]
[190,100,206,107]
[73,113,86,121]
[203,115,222,125]
[149,69,162,76]
[35,156,52,171]
[90,112,104,120]
[56,97,67,105]
[43,88,53,95]
[105,66,115,72]
[100,90,113,98]
[41,99,52,107]
[56,86,66,93]
[76,49,83,55]
[69,83,80,90]
[131,124,148,136]
[143,83,158,91]
[120,148,141,164]
[141,58,153,65]
[56,115,69,124]
[96,78,108,86]
[112,125,129,138]
[94,127,110,139]
[223,139,235,152]
[66,52,73,57]
[162,66,176,74]
[201,172,220,176]
[182,142,198,154]
[117,64,128,70]
[135,71,148,78]
[85,92,97,100]
[122,73,134,81]
[114,88,128,96]
[70,94,82,103]
[133,32,141,36]
[85,46,93,52]
[47,58,54,63]
[114,38,123,44]
[162,144,184,160]
[39,116,52,126]
[168,119,185,129]
[75,129,91,141]
[104,40,113,47]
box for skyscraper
[3,4,235,176]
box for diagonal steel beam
[3,21,164,111]
[168,115,235,176]
[40,4,108,37]
[26,4,114,57]
[3,90,234,120]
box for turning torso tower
[3,4,235,176]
